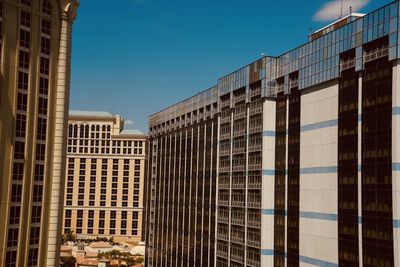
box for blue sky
[70,0,390,132]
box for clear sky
[70,0,390,132]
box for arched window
[79,125,84,138]
[91,125,95,131]
[102,125,106,132]
[68,124,73,138]
[42,0,51,15]
[85,125,89,138]
[73,125,78,137]
[107,125,111,132]
[96,125,100,132]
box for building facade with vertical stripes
[145,1,400,266]
[0,0,79,266]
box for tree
[98,250,139,267]
[62,230,76,244]
[60,256,76,267]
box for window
[41,37,50,54]
[19,50,29,69]
[11,184,22,202]
[17,71,29,91]
[40,57,49,75]
[39,77,48,95]
[41,19,51,35]
[20,10,31,27]
[7,228,19,247]
[5,251,17,267]
[33,185,43,202]
[42,0,51,15]
[9,206,21,225]
[19,29,30,48]
[28,248,38,267]
[29,227,40,245]
[35,143,46,161]
[31,205,41,223]
[15,114,26,138]
[38,97,48,115]
[12,163,24,181]
[17,93,27,111]
[37,117,47,140]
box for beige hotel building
[63,111,146,243]
[0,0,79,266]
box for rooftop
[120,129,145,136]
[69,110,114,118]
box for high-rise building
[0,0,79,266]
[63,111,146,243]
[145,1,400,266]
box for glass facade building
[145,1,400,266]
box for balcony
[220,132,231,140]
[340,58,355,71]
[219,166,230,173]
[248,181,261,190]
[232,165,246,172]
[233,128,246,137]
[232,146,246,154]
[218,199,229,206]
[218,216,229,224]
[247,239,261,248]
[220,147,231,156]
[247,258,261,267]
[248,143,261,153]
[231,182,245,189]
[231,200,245,207]
[218,233,229,242]
[234,111,246,120]
[289,79,298,89]
[249,124,262,134]
[230,254,244,263]
[249,87,261,97]
[247,219,261,228]
[221,100,231,109]
[233,94,246,104]
[364,46,389,63]
[219,182,230,189]
[248,162,262,171]
[230,235,244,244]
[231,217,245,226]
[247,201,261,209]
[220,116,231,124]
[217,249,228,258]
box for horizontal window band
[261,209,400,228]
[261,249,338,267]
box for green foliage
[98,250,140,266]
[60,256,76,267]
[62,230,76,244]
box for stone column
[46,1,79,266]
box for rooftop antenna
[340,0,343,18]
[350,6,352,14]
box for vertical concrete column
[392,62,400,267]
[261,99,276,266]
[357,73,363,267]
[46,1,79,266]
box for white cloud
[125,119,134,125]
[313,0,370,22]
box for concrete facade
[145,2,400,267]
[0,0,79,266]
[63,111,146,243]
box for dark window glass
[15,113,26,138]
[17,93,27,111]
[19,50,29,69]
[20,10,31,27]
[17,71,28,90]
